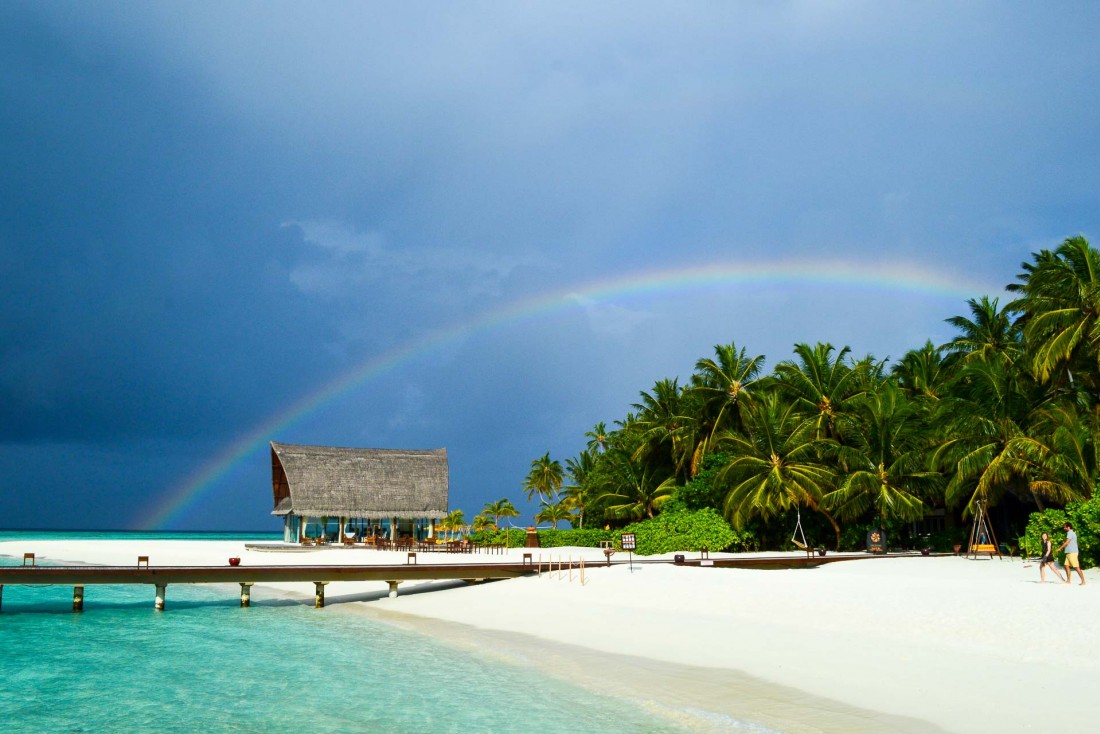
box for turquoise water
[0,533,715,733]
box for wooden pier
[0,551,937,612]
[0,561,538,611]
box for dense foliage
[618,507,745,555]
[467,237,1100,565]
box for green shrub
[616,507,742,555]
[468,528,526,547]
[535,528,615,548]
[1021,498,1099,568]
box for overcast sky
[3,2,1099,530]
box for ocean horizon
[0,531,761,733]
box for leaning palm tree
[481,498,520,529]
[534,499,575,529]
[717,393,841,548]
[524,453,564,503]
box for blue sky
[2,2,1099,530]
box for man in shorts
[1058,522,1087,586]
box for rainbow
[136,259,1002,529]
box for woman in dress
[1039,532,1064,583]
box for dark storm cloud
[2,2,1099,527]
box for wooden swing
[966,498,1002,559]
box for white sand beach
[4,539,1096,733]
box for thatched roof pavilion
[270,441,449,542]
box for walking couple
[1038,522,1087,585]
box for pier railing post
[239,583,254,607]
[314,581,328,608]
[73,585,84,612]
[154,584,167,611]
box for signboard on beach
[621,533,636,550]
[866,529,887,554]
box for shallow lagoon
[1,536,691,734]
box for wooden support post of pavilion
[239,583,253,607]
[73,585,84,612]
[154,584,167,611]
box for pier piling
[314,581,328,608]
[155,583,167,611]
[73,585,84,612]
[0,584,4,611]
[386,580,400,599]
[239,582,253,607]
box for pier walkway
[0,560,538,611]
[0,551,938,612]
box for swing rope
[791,506,809,550]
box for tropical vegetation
[506,237,1100,561]
[449,238,1098,563]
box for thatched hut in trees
[270,441,449,543]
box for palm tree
[1008,236,1100,388]
[631,377,696,481]
[689,342,765,470]
[996,403,1096,509]
[826,385,939,526]
[481,498,520,529]
[563,450,596,528]
[773,342,864,441]
[893,340,955,402]
[941,296,1021,367]
[535,499,575,529]
[930,358,1039,515]
[439,509,466,540]
[596,449,676,520]
[585,422,610,453]
[717,394,841,548]
[524,453,564,503]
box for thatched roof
[270,442,448,519]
